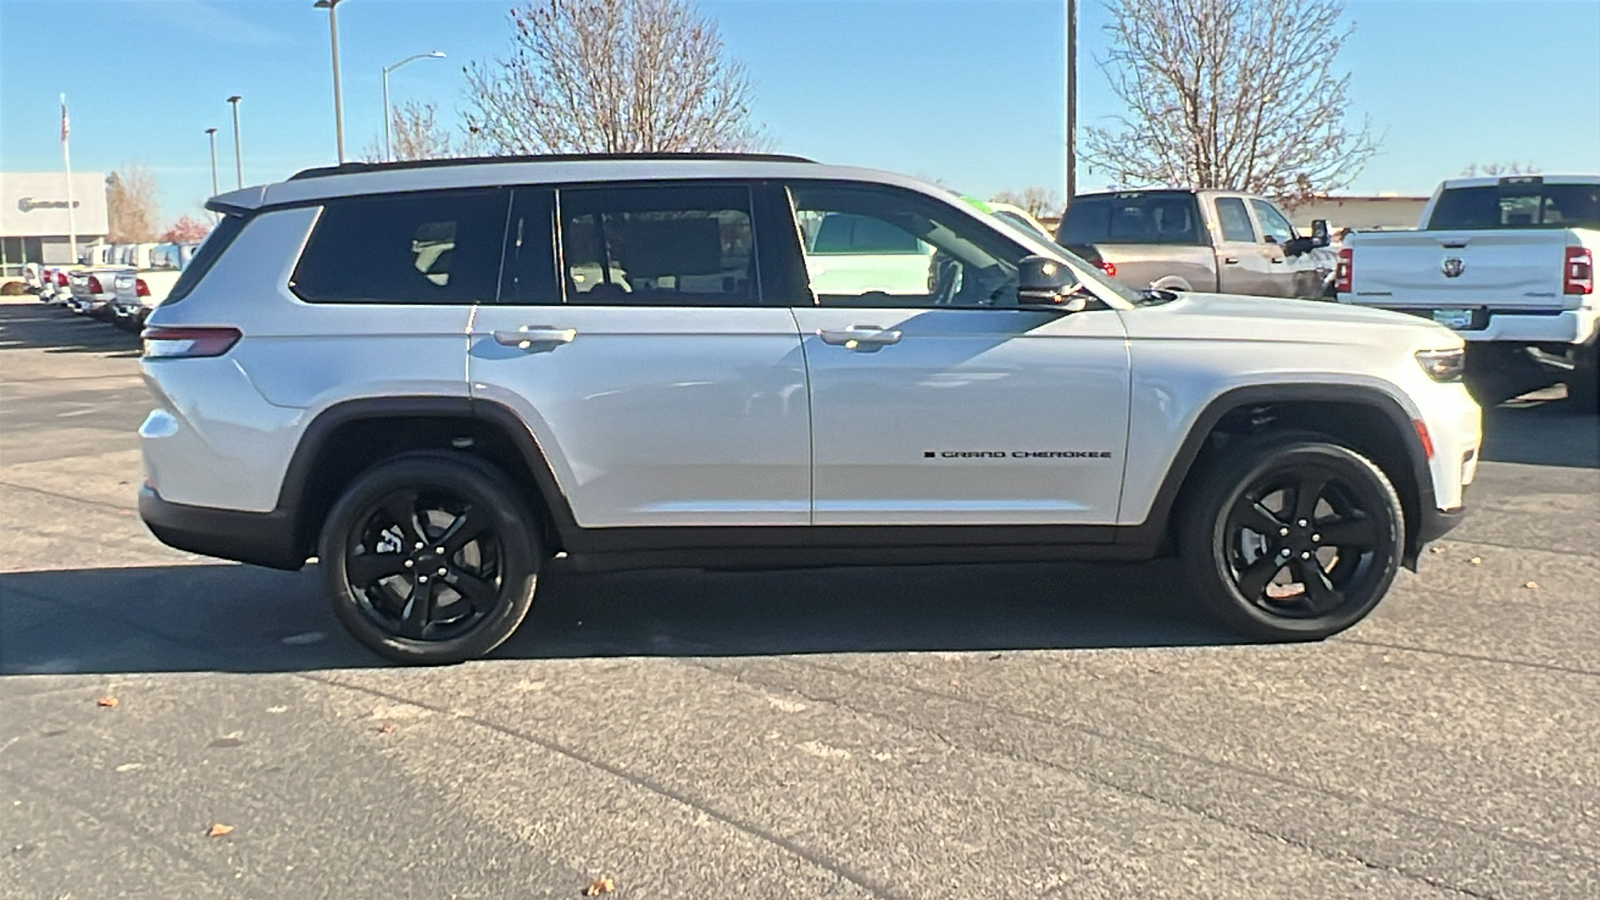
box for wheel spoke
[1317,515,1379,550]
[1236,556,1283,600]
[1291,473,1329,524]
[439,505,492,555]
[399,578,434,639]
[448,570,500,615]
[1230,495,1285,536]
[346,551,408,587]
[1293,558,1342,613]
[379,491,424,546]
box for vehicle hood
[1116,291,1462,350]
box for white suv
[137,154,1481,664]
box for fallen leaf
[1524,581,1539,590]
[96,697,118,708]
[583,876,616,896]
[206,823,234,838]
[209,736,244,749]
[376,723,396,734]
[114,762,143,773]
[1469,557,1482,565]
[1428,546,1445,554]
[947,680,958,687]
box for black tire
[1178,434,1404,641]
[1569,339,1599,415]
[320,451,543,665]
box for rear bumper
[139,485,305,570]
[1418,503,1467,544]
[1374,307,1598,345]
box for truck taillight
[142,326,242,359]
[87,275,102,293]
[136,278,150,298]
[1564,247,1593,295]
[1334,248,1353,294]
[55,271,68,286]
[1098,260,1117,277]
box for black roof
[288,152,817,181]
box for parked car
[20,263,44,295]
[138,153,1478,664]
[1056,189,1335,299]
[1338,174,1598,411]
[37,266,69,303]
[964,197,1116,279]
[66,269,119,317]
[111,242,193,330]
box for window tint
[163,213,247,305]
[150,243,182,271]
[1428,183,1600,230]
[1058,193,1203,245]
[292,189,509,304]
[498,188,560,304]
[1249,199,1296,244]
[1213,197,1257,243]
[789,183,1044,308]
[558,184,757,306]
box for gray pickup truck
[1056,189,1335,299]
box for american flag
[60,94,69,144]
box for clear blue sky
[1,0,1596,226]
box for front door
[1211,195,1282,296]
[468,183,810,529]
[783,182,1131,526]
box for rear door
[468,182,810,529]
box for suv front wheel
[1178,435,1404,641]
[320,452,543,664]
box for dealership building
[0,172,109,277]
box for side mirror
[1283,236,1316,257]
[1017,255,1087,311]
[1311,219,1330,247]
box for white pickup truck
[1338,175,1598,411]
[110,242,196,331]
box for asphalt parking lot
[2,298,1597,899]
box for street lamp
[382,51,445,162]
[314,0,347,163]
[226,96,243,189]
[204,128,219,218]
[1064,0,1077,204]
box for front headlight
[1415,348,1465,382]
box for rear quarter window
[162,214,246,305]
[291,189,510,304]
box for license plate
[1432,308,1474,329]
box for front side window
[1250,199,1296,245]
[1214,197,1257,243]
[789,183,1045,308]
[558,184,757,306]
[291,189,509,304]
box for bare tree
[1083,0,1377,206]
[362,101,462,162]
[992,187,1063,219]
[464,0,765,154]
[106,165,160,243]
[1460,161,1542,177]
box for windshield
[1427,182,1600,230]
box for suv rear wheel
[320,452,542,664]
[1178,434,1404,641]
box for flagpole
[60,94,78,263]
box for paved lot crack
[1343,637,1600,678]
[0,479,137,513]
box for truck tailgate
[1348,230,1568,310]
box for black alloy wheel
[1180,435,1403,641]
[321,452,541,664]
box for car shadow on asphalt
[1480,390,1600,469]
[0,302,142,356]
[0,559,1239,675]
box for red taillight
[56,271,69,286]
[135,278,150,298]
[1564,246,1593,295]
[1334,248,1353,294]
[87,275,103,293]
[141,326,242,359]
[1098,260,1117,278]
[1412,419,1434,460]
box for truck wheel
[1569,340,1599,414]
[1178,434,1404,641]
[320,452,542,665]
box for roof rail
[288,151,818,181]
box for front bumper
[139,485,305,571]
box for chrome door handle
[1223,257,1240,264]
[1269,256,1285,264]
[493,325,577,351]
[819,326,902,352]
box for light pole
[1064,0,1077,204]
[226,95,243,189]
[204,128,219,197]
[314,0,347,163]
[383,51,445,162]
